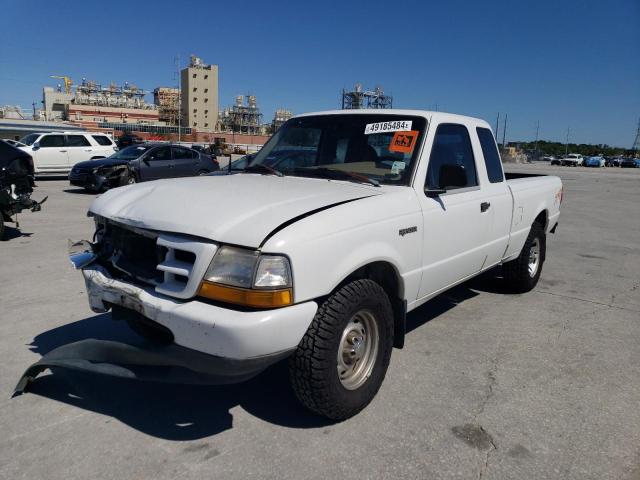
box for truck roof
[295,109,492,129]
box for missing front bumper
[13,338,293,396]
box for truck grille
[102,222,218,299]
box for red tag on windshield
[389,130,419,153]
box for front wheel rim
[528,238,541,277]
[337,309,379,390]
[127,176,136,184]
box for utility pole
[32,101,37,119]
[632,117,640,154]
[565,126,570,156]
[534,120,540,158]
[495,113,500,138]
[502,113,508,148]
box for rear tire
[289,279,394,420]
[198,169,209,176]
[0,216,5,240]
[503,222,545,293]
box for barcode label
[364,120,412,135]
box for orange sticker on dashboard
[389,130,419,153]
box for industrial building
[2,54,287,146]
[219,95,264,135]
[180,55,218,133]
[341,83,393,109]
[272,109,293,132]
[153,87,180,124]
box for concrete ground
[0,164,638,480]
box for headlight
[198,246,293,308]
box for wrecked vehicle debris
[0,140,46,239]
[69,144,220,191]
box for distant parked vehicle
[17,132,117,174]
[69,144,219,191]
[542,155,557,163]
[608,157,623,167]
[584,156,605,167]
[550,157,562,166]
[620,158,640,168]
[561,153,584,166]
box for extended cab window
[426,124,478,191]
[39,135,65,147]
[66,135,91,147]
[476,127,504,183]
[250,114,427,185]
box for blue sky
[1,0,638,147]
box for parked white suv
[18,132,117,174]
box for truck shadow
[21,270,511,441]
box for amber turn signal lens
[198,281,293,308]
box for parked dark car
[620,158,640,168]
[69,144,220,191]
[116,133,144,149]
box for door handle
[59,150,67,152]
[84,149,93,152]
[480,201,491,212]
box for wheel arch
[331,260,407,349]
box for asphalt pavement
[0,164,638,480]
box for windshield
[109,145,152,160]
[250,114,427,185]
[19,133,41,146]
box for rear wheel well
[533,210,548,261]
[534,210,548,230]
[335,262,406,349]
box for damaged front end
[69,163,133,192]
[0,142,46,238]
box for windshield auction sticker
[364,120,412,135]
[389,130,419,153]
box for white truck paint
[75,110,562,419]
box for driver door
[416,123,492,299]
[140,146,173,180]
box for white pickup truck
[62,110,562,419]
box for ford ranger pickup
[34,110,564,419]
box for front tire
[289,279,394,420]
[503,222,546,293]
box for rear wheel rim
[127,176,136,184]
[337,309,379,390]
[528,238,541,277]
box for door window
[66,135,91,147]
[149,146,171,161]
[426,124,478,191]
[39,135,65,147]
[92,135,113,146]
[171,147,192,159]
[476,127,504,183]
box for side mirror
[32,142,40,150]
[424,187,446,197]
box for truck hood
[89,174,380,247]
